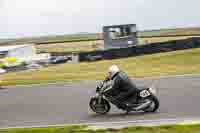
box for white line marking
[140,74,200,79]
[1,117,200,129]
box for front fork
[94,93,103,104]
[98,96,102,104]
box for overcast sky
[0,0,200,39]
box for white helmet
[108,65,120,78]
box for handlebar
[96,79,112,93]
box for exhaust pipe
[133,100,151,111]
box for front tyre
[89,97,111,114]
[143,95,159,112]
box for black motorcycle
[89,80,159,114]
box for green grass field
[36,36,199,53]
[36,40,103,53]
[1,27,200,53]
[36,36,200,53]
[138,35,200,45]
[1,48,200,86]
[1,27,200,45]
[1,124,200,133]
[138,27,200,36]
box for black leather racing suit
[106,71,139,108]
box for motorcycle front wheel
[89,97,111,114]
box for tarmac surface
[0,75,200,128]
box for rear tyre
[89,98,111,114]
[143,95,159,112]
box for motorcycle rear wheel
[143,95,159,112]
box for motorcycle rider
[105,65,150,111]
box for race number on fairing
[140,90,151,98]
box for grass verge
[36,36,199,53]
[1,48,200,86]
[1,124,200,133]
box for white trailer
[0,44,36,60]
[0,44,50,67]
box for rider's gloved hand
[104,76,110,82]
[96,87,101,93]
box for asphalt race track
[0,75,200,128]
